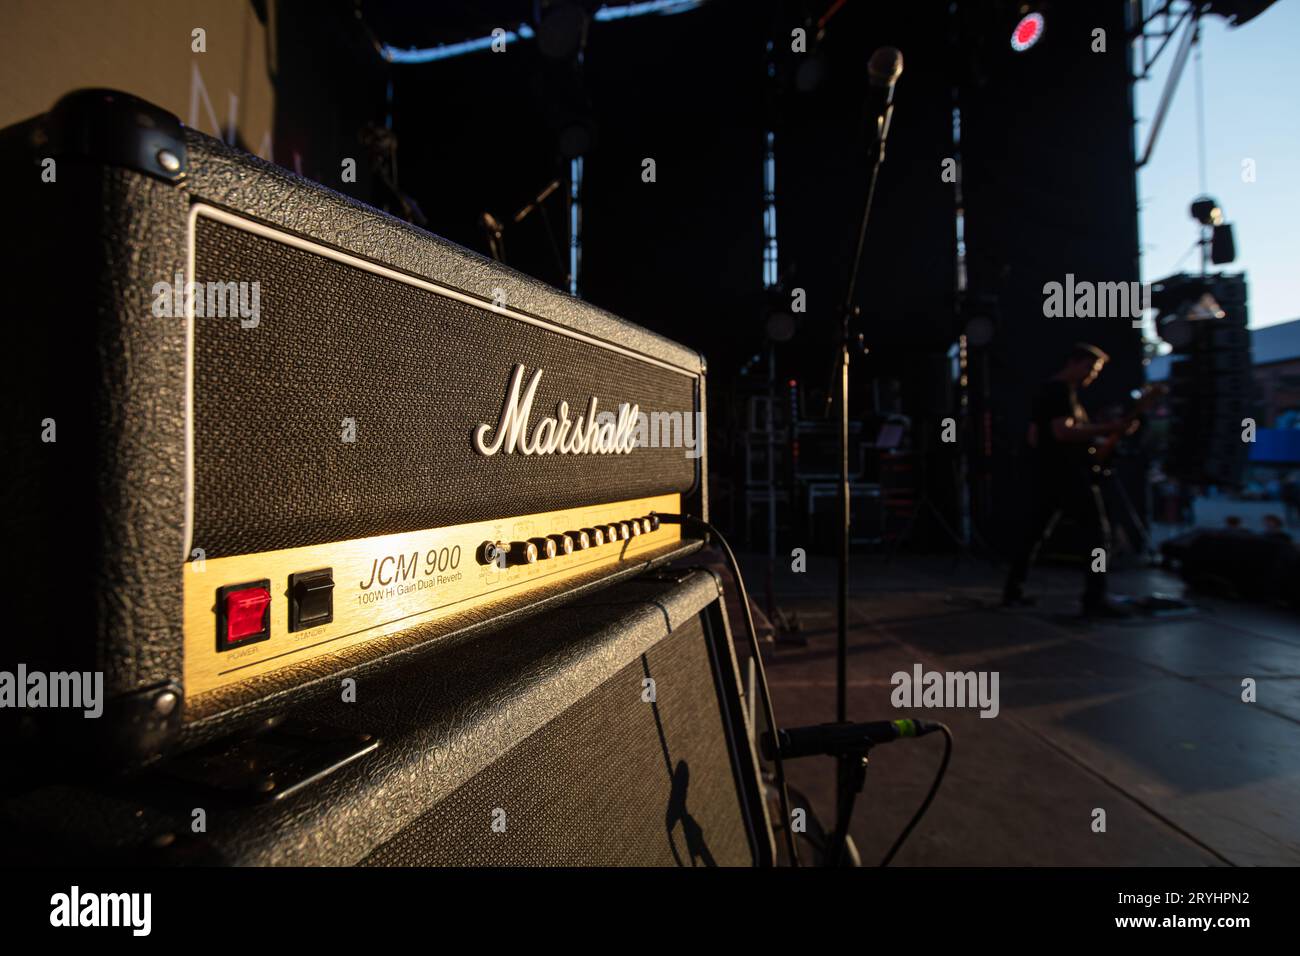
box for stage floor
[731,552,1300,866]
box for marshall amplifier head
[0,90,707,768]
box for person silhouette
[665,760,715,867]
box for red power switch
[217,580,272,650]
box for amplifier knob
[529,536,558,560]
[508,540,539,565]
[546,533,575,556]
[638,517,653,535]
[629,520,642,537]
[647,514,661,532]
[604,524,620,542]
[581,527,605,547]
[568,530,592,550]
[618,522,631,540]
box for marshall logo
[474,364,639,457]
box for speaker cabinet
[0,569,774,867]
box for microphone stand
[480,213,506,263]
[827,87,894,849]
[514,179,568,288]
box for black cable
[879,722,952,867]
[654,512,800,868]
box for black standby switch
[289,568,335,632]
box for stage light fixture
[1189,196,1238,266]
[1190,196,1223,226]
[766,311,796,342]
[795,53,828,93]
[537,1,590,60]
[1149,273,1225,350]
[558,120,594,159]
[963,314,995,347]
[1010,12,1045,52]
[958,293,999,347]
[1159,292,1226,349]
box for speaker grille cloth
[192,215,698,558]
[361,615,753,866]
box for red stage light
[1011,12,1045,52]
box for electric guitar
[1090,383,1166,474]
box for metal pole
[768,344,778,621]
[830,72,894,849]
[837,340,849,725]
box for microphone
[761,718,942,761]
[865,45,903,161]
[869,45,904,83]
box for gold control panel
[182,494,682,698]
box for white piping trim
[181,203,699,561]
[183,205,198,562]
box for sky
[1133,1,1300,330]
